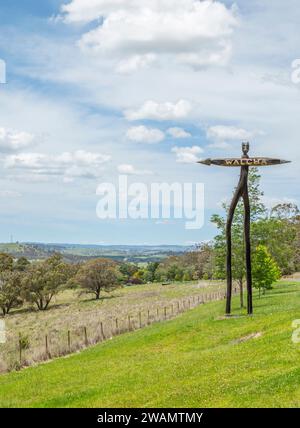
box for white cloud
[126,125,165,144]
[172,146,203,164]
[60,0,131,23]
[117,164,152,175]
[61,0,237,71]
[125,100,191,121]
[206,125,254,144]
[3,150,111,181]
[0,127,37,153]
[167,127,191,139]
[116,54,157,74]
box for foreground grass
[0,281,300,408]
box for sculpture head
[242,142,250,156]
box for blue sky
[0,0,299,245]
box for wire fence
[0,288,238,373]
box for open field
[0,280,224,372]
[0,281,299,408]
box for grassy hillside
[0,281,300,408]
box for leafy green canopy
[22,254,73,310]
[252,245,281,295]
[75,258,120,300]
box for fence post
[100,322,105,340]
[128,315,131,331]
[84,326,88,346]
[18,334,22,364]
[164,307,167,320]
[156,307,159,320]
[139,312,142,328]
[68,330,71,353]
[45,334,49,358]
[115,318,119,335]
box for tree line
[0,255,121,315]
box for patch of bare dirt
[215,315,246,320]
[231,332,262,345]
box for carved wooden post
[198,142,290,315]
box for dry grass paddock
[0,280,226,373]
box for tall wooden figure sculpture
[198,143,290,316]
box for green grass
[1,281,300,408]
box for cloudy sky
[0,0,299,245]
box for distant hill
[0,242,191,263]
[0,243,48,260]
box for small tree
[14,257,30,272]
[144,262,159,283]
[0,253,13,272]
[0,271,23,316]
[75,258,120,300]
[183,270,193,282]
[119,263,139,284]
[252,245,281,297]
[22,254,72,310]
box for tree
[14,256,30,272]
[119,263,139,284]
[75,258,120,300]
[22,254,72,310]
[183,270,193,281]
[270,202,299,220]
[144,262,159,282]
[252,203,299,275]
[252,217,297,275]
[211,168,266,307]
[294,214,300,272]
[252,245,281,297]
[0,271,23,316]
[182,244,213,279]
[154,265,168,282]
[0,253,13,272]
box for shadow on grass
[7,301,72,317]
[80,294,121,304]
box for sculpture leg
[242,167,253,315]
[225,172,245,315]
